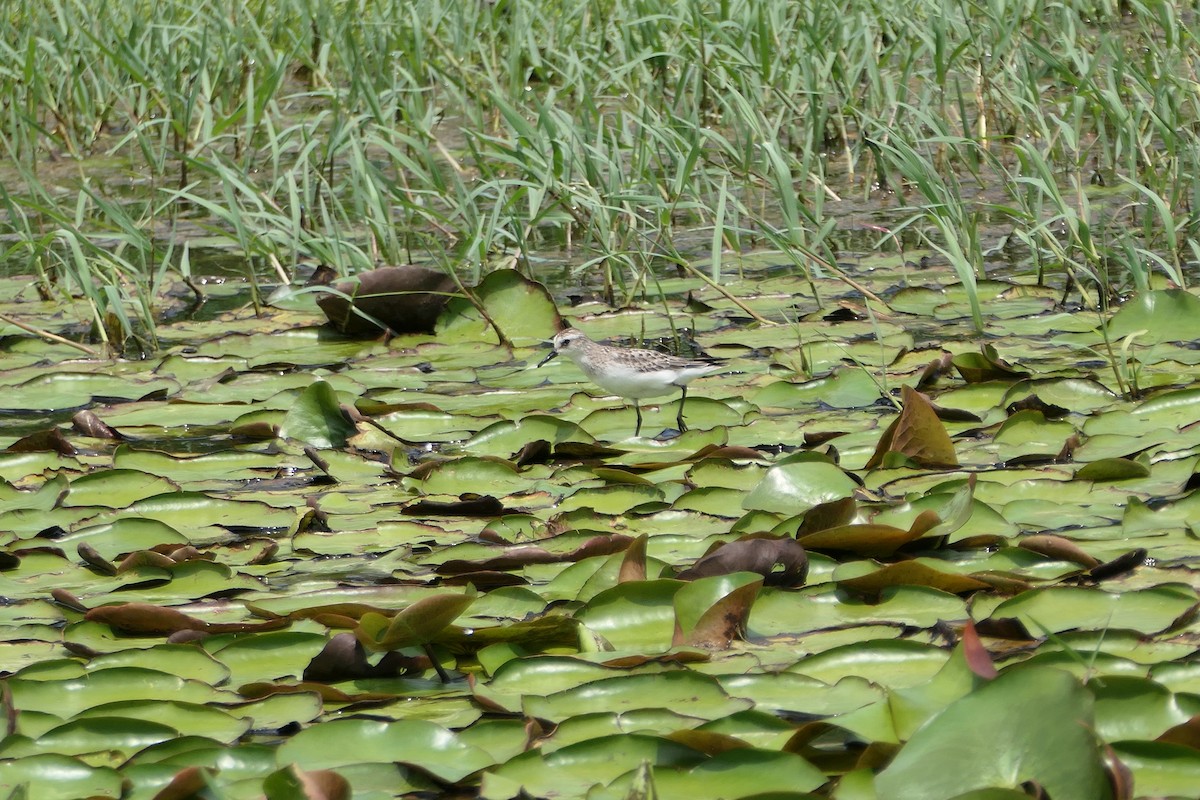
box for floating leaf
[417,456,527,496]
[612,748,825,798]
[875,668,1109,800]
[356,588,477,652]
[923,474,977,539]
[866,386,959,469]
[524,671,753,723]
[799,509,941,558]
[480,733,703,800]
[742,458,858,514]
[84,603,289,636]
[676,535,808,587]
[279,380,359,448]
[1076,457,1151,481]
[576,580,683,651]
[314,265,456,336]
[262,764,352,800]
[754,368,884,409]
[276,719,493,782]
[0,754,122,800]
[676,575,763,649]
[6,667,238,718]
[1107,289,1200,344]
[795,497,857,536]
[837,561,992,597]
[438,268,561,343]
[952,345,1029,382]
[1017,534,1100,568]
[988,585,1197,635]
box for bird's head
[537,328,586,367]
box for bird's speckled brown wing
[605,347,719,371]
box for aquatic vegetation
[3,1,1200,797]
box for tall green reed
[2,0,1199,352]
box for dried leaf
[77,542,117,575]
[618,534,648,582]
[1019,534,1101,568]
[314,265,457,336]
[5,427,76,455]
[960,620,998,679]
[116,549,178,572]
[1156,714,1200,750]
[799,509,941,558]
[85,603,209,634]
[152,766,213,800]
[865,386,959,469]
[71,409,126,439]
[677,536,807,587]
[404,494,505,516]
[303,632,424,682]
[435,534,632,574]
[1087,548,1147,582]
[838,561,992,597]
[796,497,857,537]
[682,579,763,648]
[86,602,290,635]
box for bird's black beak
[537,349,559,368]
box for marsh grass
[2,0,1199,349]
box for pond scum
[3,2,1200,799]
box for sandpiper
[537,328,722,436]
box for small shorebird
[537,328,722,436]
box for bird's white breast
[578,359,717,399]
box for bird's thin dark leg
[634,402,643,437]
[677,387,688,432]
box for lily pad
[875,668,1109,800]
[276,718,494,782]
[742,458,858,515]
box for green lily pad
[76,700,251,743]
[0,716,179,759]
[276,718,494,781]
[0,754,123,800]
[875,668,1109,800]
[206,631,328,687]
[278,379,360,447]
[789,639,950,688]
[60,469,181,509]
[437,268,561,344]
[1075,457,1151,481]
[576,579,683,651]
[601,748,826,800]
[742,458,858,515]
[480,734,704,800]
[1107,289,1200,344]
[754,368,884,409]
[1091,675,1200,742]
[417,457,529,497]
[1111,740,1200,798]
[52,518,190,559]
[524,670,753,723]
[6,667,240,718]
[985,585,1197,635]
